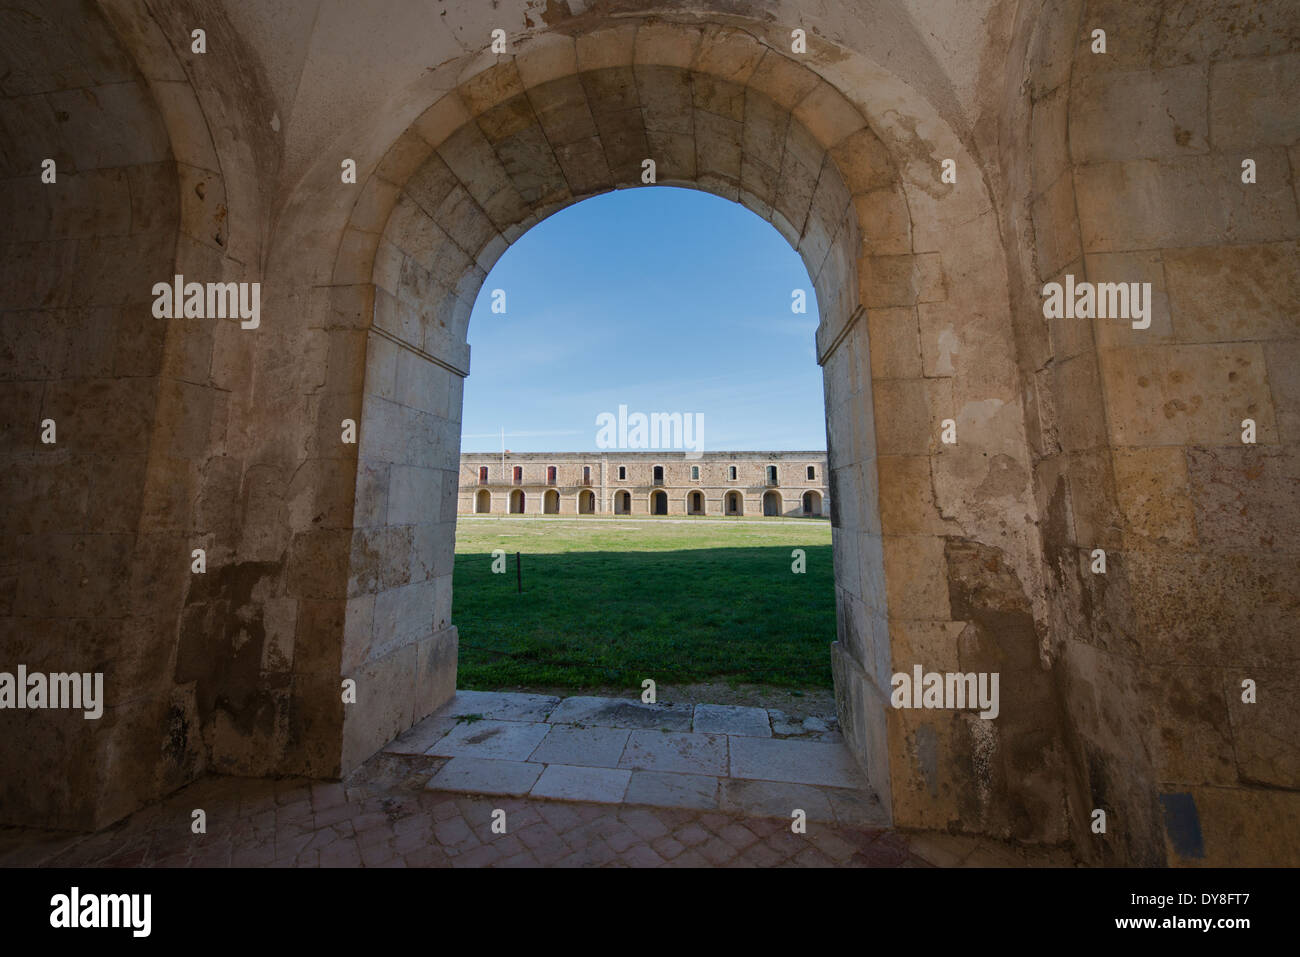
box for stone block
[1070,65,1208,164]
[692,704,771,737]
[882,536,951,620]
[1164,242,1300,343]
[728,736,869,789]
[624,770,719,810]
[528,724,631,767]
[428,719,551,762]
[529,764,632,803]
[1112,446,1197,547]
[618,730,728,775]
[1099,343,1277,447]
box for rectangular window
[618,466,626,480]
[728,465,737,481]
[547,465,557,485]
[691,465,699,481]
[583,466,591,485]
[479,466,488,483]
[767,465,778,484]
[512,466,522,484]
[807,465,815,480]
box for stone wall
[0,0,1293,863]
[994,0,1300,864]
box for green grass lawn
[452,517,835,691]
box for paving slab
[624,771,720,810]
[529,765,632,804]
[728,736,868,788]
[825,785,890,827]
[547,695,694,731]
[618,730,728,775]
[719,778,835,821]
[383,715,457,755]
[425,757,543,796]
[428,719,552,761]
[435,690,561,722]
[692,703,771,737]
[526,725,630,768]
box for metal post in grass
[516,551,522,593]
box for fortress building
[457,452,830,518]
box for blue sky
[461,186,826,454]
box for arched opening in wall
[441,183,841,743]
[544,489,560,514]
[475,489,492,514]
[509,489,526,514]
[763,491,782,517]
[726,492,744,516]
[344,41,937,814]
[802,490,822,517]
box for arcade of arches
[2,0,1297,867]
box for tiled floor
[0,692,1078,868]
[401,691,886,827]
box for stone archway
[1,5,1052,844]
[763,490,782,516]
[650,490,668,516]
[544,489,560,514]
[802,490,822,516]
[475,489,491,513]
[333,26,1052,836]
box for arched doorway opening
[802,490,822,517]
[475,489,491,514]
[509,489,526,514]
[725,492,743,516]
[578,490,595,514]
[613,490,631,515]
[763,490,782,517]
[687,490,705,515]
[650,490,668,516]
[544,489,560,514]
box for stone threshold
[385,691,888,828]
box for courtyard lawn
[452,517,835,691]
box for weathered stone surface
[619,731,728,776]
[2,0,1293,869]
[729,737,869,789]
[547,695,693,730]
[529,764,631,804]
[692,704,771,738]
[427,719,551,762]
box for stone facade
[457,452,829,517]
[1,0,1296,866]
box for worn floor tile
[426,757,544,796]
[728,736,868,788]
[530,765,632,804]
[693,703,772,737]
[428,720,552,761]
[548,696,694,731]
[527,724,631,767]
[619,730,729,775]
